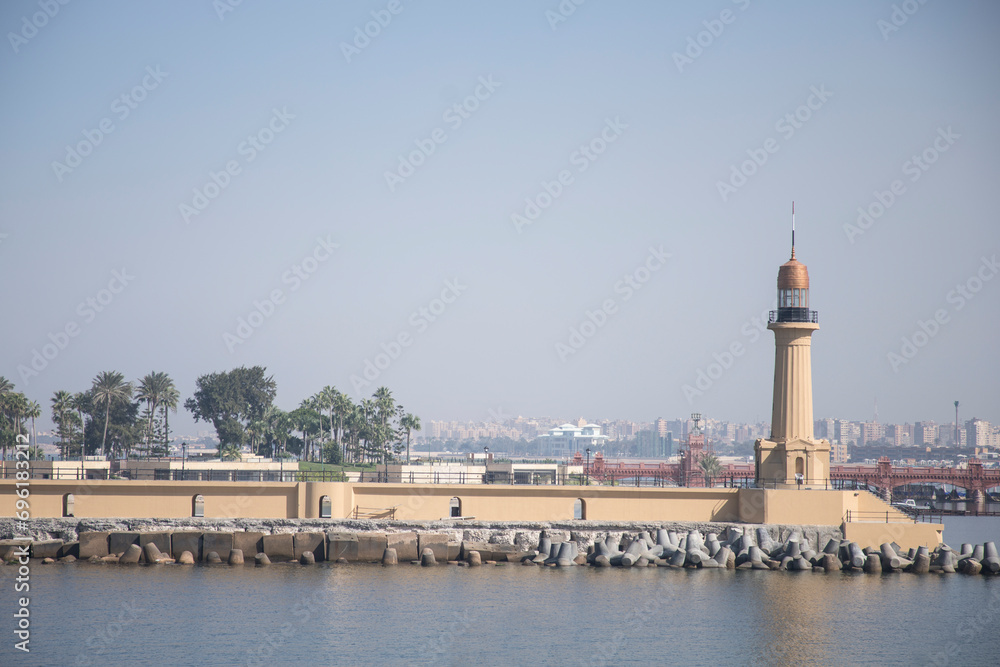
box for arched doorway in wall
[450,497,462,518]
[573,498,586,520]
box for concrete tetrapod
[468,550,482,566]
[143,542,162,564]
[119,544,142,565]
[420,547,437,566]
[179,551,195,565]
[712,546,732,568]
[255,553,271,566]
[910,553,930,574]
[879,543,914,571]
[228,549,245,565]
[300,551,315,565]
[863,553,882,574]
[848,542,866,570]
[206,551,223,564]
[382,548,398,566]
[982,542,1000,574]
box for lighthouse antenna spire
[791,201,796,259]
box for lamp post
[181,443,186,479]
[483,446,489,483]
[586,448,591,486]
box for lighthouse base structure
[755,436,831,489]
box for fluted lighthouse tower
[755,205,830,487]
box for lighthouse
[755,205,831,488]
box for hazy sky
[2,0,998,435]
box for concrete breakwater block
[417,534,449,563]
[294,532,326,562]
[357,534,388,563]
[387,532,418,562]
[467,551,482,566]
[139,532,171,560]
[255,553,271,566]
[228,549,245,565]
[171,532,203,562]
[203,532,234,562]
[31,540,64,560]
[328,533,359,562]
[233,532,265,559]
[382,548,398,565]
[179,551,195,565]
[300,551,315,565]
[59,542,79,559]
[206,551,223,564]
[109,532,140,557]
[78,532,110,559]
[262,534,294,562]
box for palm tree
[372,387,396,462]
[219,442,242,461]
[136,372,166,457]
[332,390,352,464]
[25,400,41,458]
[51,390,73,460]
[158,384,179,456]
[70,392,88,460]
[3,392,28,460]
[90,371,132,459]
[400,413,421,463]
[699,453,723,487]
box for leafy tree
[184,366,276,450]
[90,371,133,459]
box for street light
[181,443,186,479]
[484,446,489,484]
[586,448,591,486]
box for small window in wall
[450,497,462,518]
[193,494,205,517]
[320,495,332,518]
[573,498,586,520]
[63,493,75,517]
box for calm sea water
[3,557,999,667]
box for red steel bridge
[577,452,1000,501]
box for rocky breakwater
[0,518,994,579]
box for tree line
[0,366,420,465]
